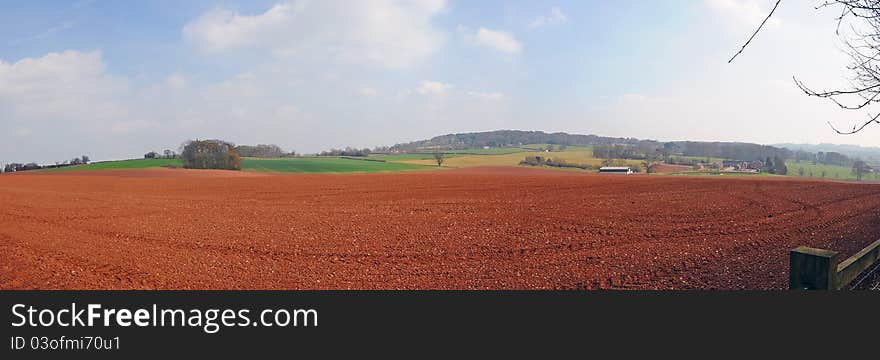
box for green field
[38,158,182,172]
[36,157,435,174]
[242,157,435,173]
[367,153,458,161]
[785,160,866,181]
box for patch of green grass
[665,155,725,164]
[37,156,436,174]
[38,158,181,172]
[368,153,459,162]
[242,157,436,173]
[660,171,774,177]
[785,160,862,180]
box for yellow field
[395,149,643,169]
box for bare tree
[730,1,880,134]
[433,150,445,167]
[642,153,660,174]
[852,159,870,180]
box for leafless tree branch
[728,0,782,63]
[730,1,880,134]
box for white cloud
[462,27,522,54]
[183,4,293,52]
[466,91,504,101]
[0,50,128,126]
[183,0,446,68]
[416,80,452,95]
[359,87,378,97]
[528,7,568,30]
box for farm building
[598,166,634,174]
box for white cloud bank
[0,50,129,131]
[183,0,447,68]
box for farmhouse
[722,160,763,172]
[598,166,634,174]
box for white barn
[598,166,634,174]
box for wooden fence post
[789,246,839,290]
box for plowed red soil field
[2,167,880,290]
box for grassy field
[36,157,435,174]
[38,158,182,172]
[665,155,725,164]
[367,153,458,162]
[785,160,864,181]
[242,157,435,173]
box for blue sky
[0,0,876,163]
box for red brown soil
[2,167,880,290]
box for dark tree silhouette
[433,150,445,167]
[852,159,870,181]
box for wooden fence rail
[789,239,880,290]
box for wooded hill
[388,130,795,162]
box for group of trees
[390,130,644,152]
[389,130,803,164]
[791,150,853,167]
[181,140,241,170]
[677,142,791,161]
[3,163,42,172]
[2,155,90,173]
[144,150,177,159]
[852,160,872,181]
[519,155,595,170]
[763,156,788,175]
[319,147,372,157]
[235,144,289,158]
[592,143,660,160]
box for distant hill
[774,143,880,162]
[389,130,644,151]
[389,130,791,162]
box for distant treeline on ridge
[387,130,859,166]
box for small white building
[598,166,634,174]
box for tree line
[2,156,90,173]
[318,147,372,157]
[387,130,805,162]
[235,144,294,158]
